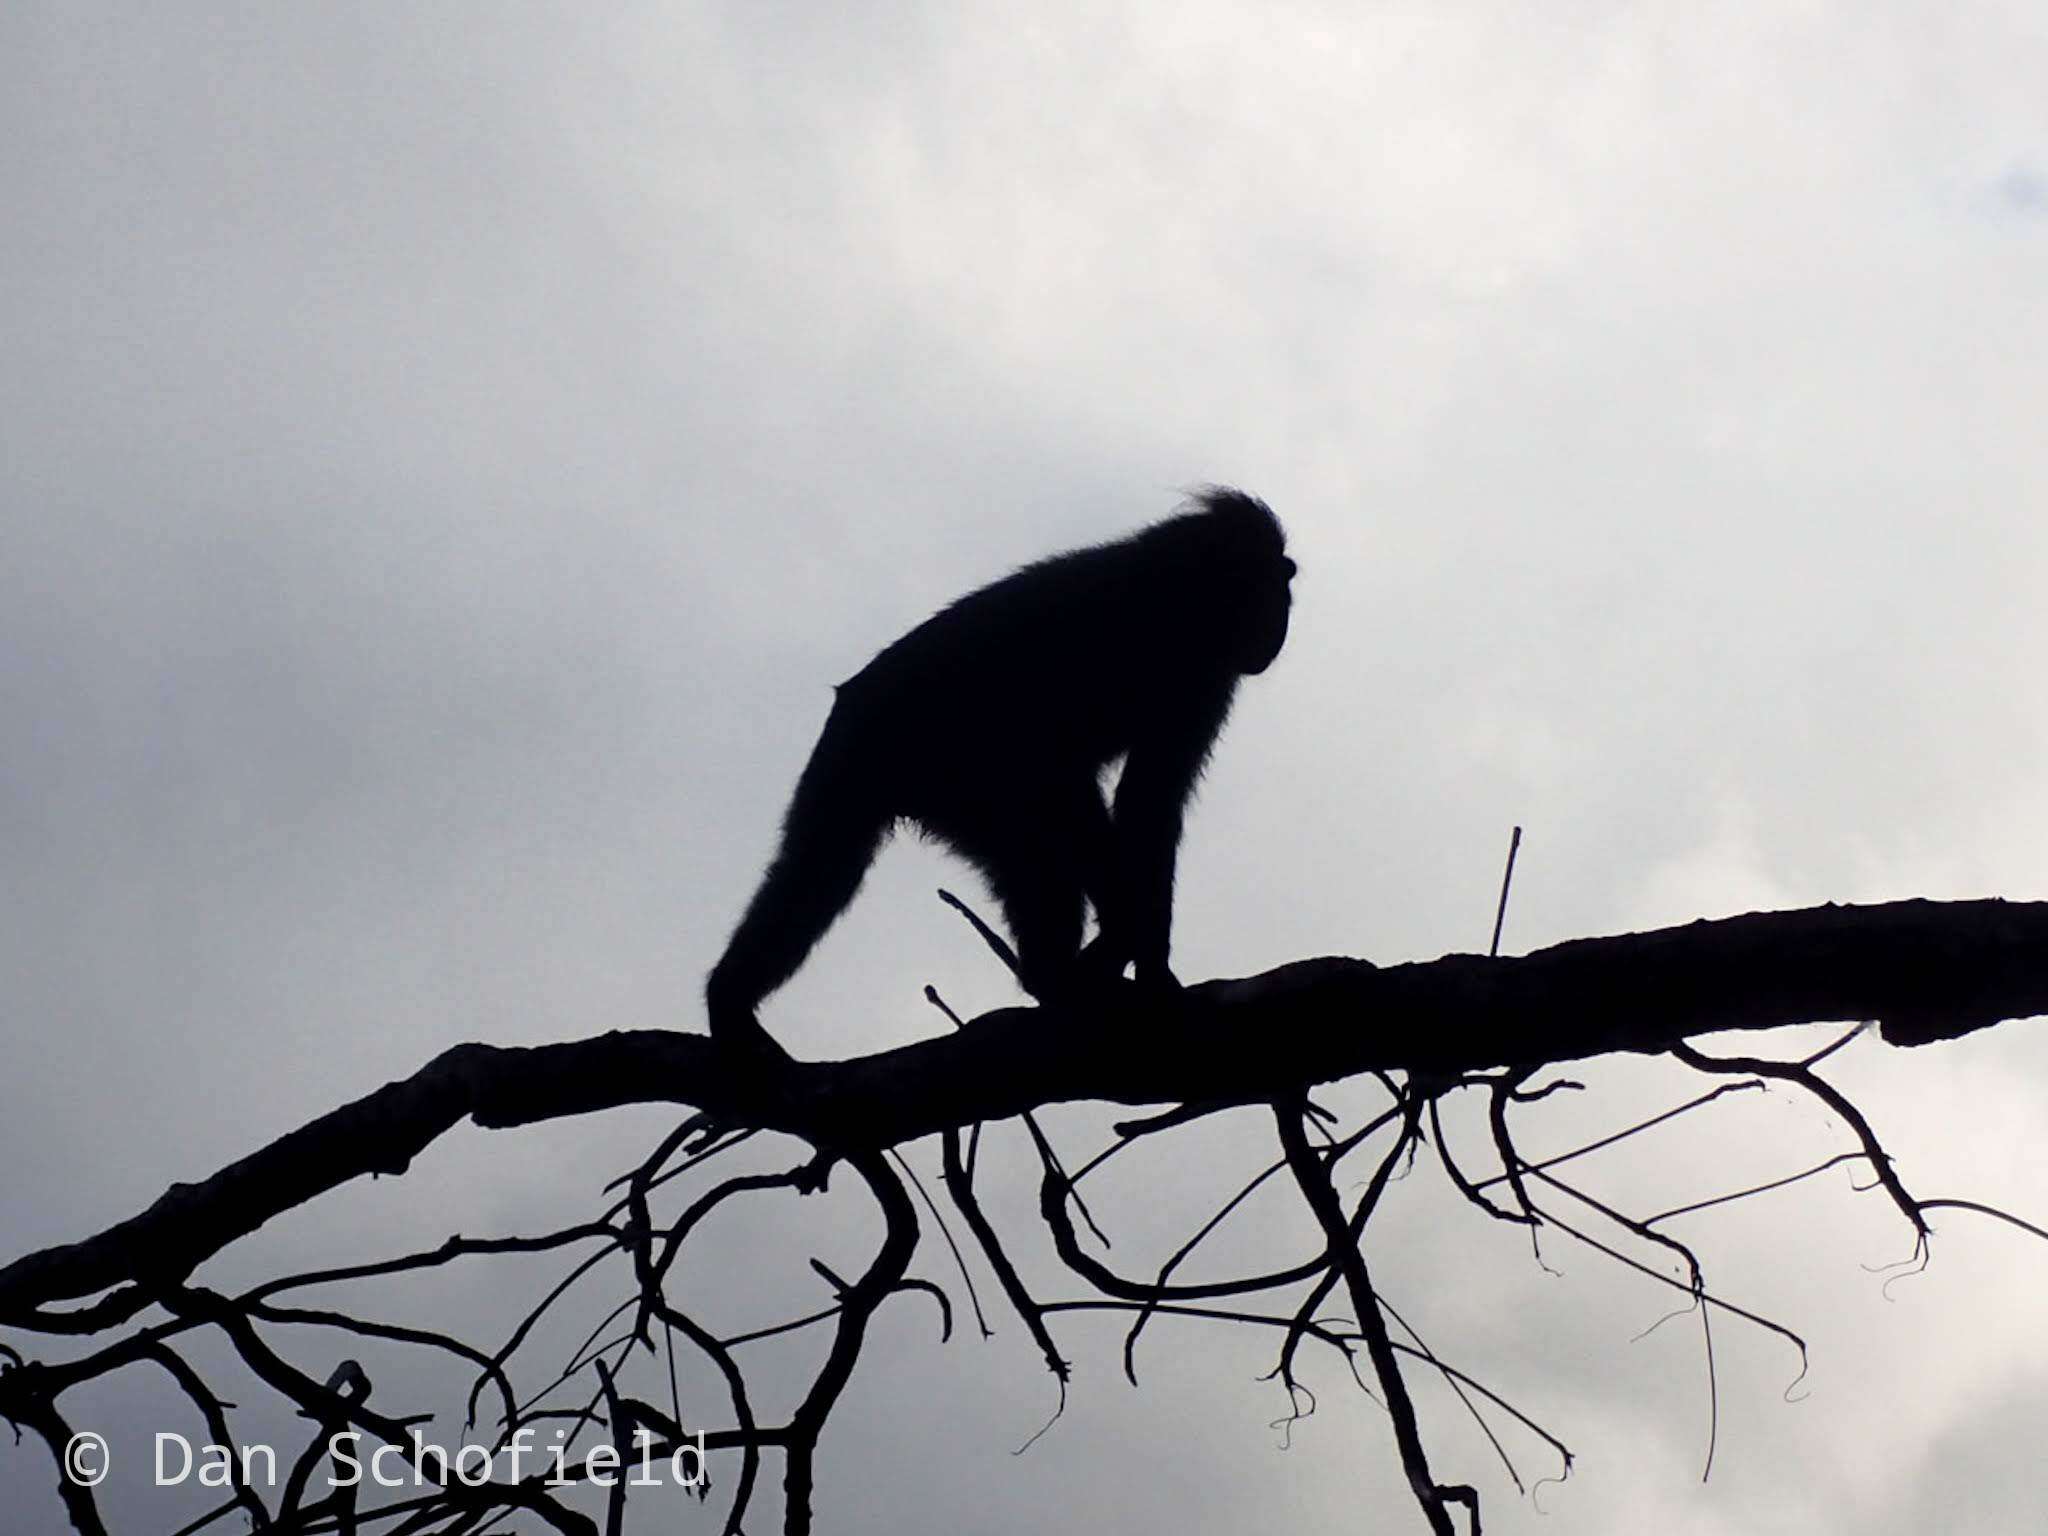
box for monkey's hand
[1133,961,1183,1000]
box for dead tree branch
[5,895,2048,1534]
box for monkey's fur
[707,488,1294,1054]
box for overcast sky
[4,3,2048,1532]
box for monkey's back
[836,540,1164,790]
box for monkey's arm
[1107,690,1234,987]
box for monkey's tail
[705,713,891,1030]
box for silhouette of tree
[6,896,2048,1534]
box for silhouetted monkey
[706,487,1294,1054]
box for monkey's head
[1155,487,1295,676]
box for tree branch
[5,897,2043,1322]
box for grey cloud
[5,3,2048,1532]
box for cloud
[1991,161,2048,216]
[5,2,2048,1531]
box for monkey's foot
[1073,934,1131,987]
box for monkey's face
[1235,554,1295,675]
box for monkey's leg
[705,740,889,1056]
[1073,792,1137,983]
[957,789,1098,1004]
[989,854,1088,1003]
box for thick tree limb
[5,896,2044,1323]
